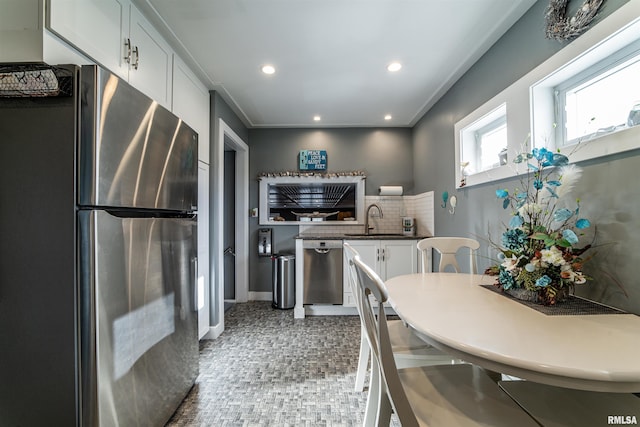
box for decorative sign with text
[299,150,327,171]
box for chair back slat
[417,237,480,273]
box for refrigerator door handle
[193,256,199,312]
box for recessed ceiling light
[387,62,402,72]
[261,64,276,75]
[384,114,392,121]
[313,115,321,121]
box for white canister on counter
[402,217,415,236]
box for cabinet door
[172,55,210,163]
[48,0,130,79]
[344,240,381,275]
[128,4,173,108]
[343,240,379,307]
[381,240,418,280]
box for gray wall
[211,91,249,144]
[412,0,639,314]
[248,127,413,292]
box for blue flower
[533,147,554,166]
[563,229,579,245]
[509,215,524,228]
[496,189,509,199]
[576,218,591,229]
[552,153,569,166]
[499,267,516,290]
[553,208,573,222]
[535,275,552,288]
[534,179,543,190]
[532,147,548,161]
[501,228,527,252]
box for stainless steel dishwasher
[302,240,343,304]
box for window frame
[457,103,508,185]
[554,38,640,147]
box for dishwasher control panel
[302,239,343,250]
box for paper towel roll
[378,186,403,196]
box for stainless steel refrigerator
[0,64,199,426]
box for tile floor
[166,302,377,426]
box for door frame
[209,118,248,338]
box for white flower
[529,257,546,269]
[560,265,587,284]
[540,246,566,266]
[501,255,521,272]
[517,202,542,219]
[573,272,587,285]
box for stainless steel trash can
[272,253,295,309]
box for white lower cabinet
[343,239,418,307]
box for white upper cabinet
[47,0,173,108]
[127,5,172,108]
[48,0,130,78]
[172,55,210,163]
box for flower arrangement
[489,147,592,305]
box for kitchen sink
[344,233,406,237]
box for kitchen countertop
[295,234,430,240]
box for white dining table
[384,272,640,393]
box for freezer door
[78,65,198,211]
[78,210,198,427]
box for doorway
[223,147,236,312]
[209,119,248,339]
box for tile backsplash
[299,191,434,236]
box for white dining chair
[343,243,455,393]
[417,237,480,273]
[498,380,640,427]
[351,255,539,426]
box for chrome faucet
[364,204,383,235]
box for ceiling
[139,0,537,128]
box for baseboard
[248,291,272,301]
[201,323,224,340]
[304,305,359,316]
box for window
[459,104,507,177]
[476,118,508,171]
[556,39,640,146]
